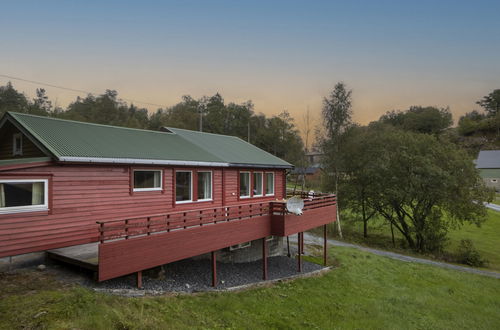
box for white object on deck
[286,196,304,215]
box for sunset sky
[1,0,499,129]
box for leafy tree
[0,82,30,116]
[357,126,492,252]
[321,82,353,237]
[31,88,52,115]
[379,106,452,135]
[477,89,500,117]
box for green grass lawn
[330,210,500,271]
[1,246,499,329]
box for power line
[0,73,169,109]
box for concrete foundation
[193,236,284,263]
[0,251,46,272]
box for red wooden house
[0,112,336,286]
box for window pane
[197,172,212,200]
[176,172,192,201]
[1,182,45,208]
[253,172,263,196]
[266,173,274,195]
[240,172,250,197]
[134,171,161,189]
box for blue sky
[1,0,499,126]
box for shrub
[455,239,488,267]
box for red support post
[211,251,217,287]
[137,270,143,289]
[297,232,302,272]
[323,224,327,266]
[262,237,268,280]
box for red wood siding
[271,204,336,236]
[0,164,286,258]
[98,215,272,281]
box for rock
[37,264,46,271]
[33,311,47,319]
[185,283,190,289]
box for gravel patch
[88,256,325,294]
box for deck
[47,243,98,272]
[47,193,336,286]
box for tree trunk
[335,177,343,238]
[390,222,395,247]
[362,198,367,238]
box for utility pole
[199,104,203,132]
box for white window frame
[0,179,49,214]
[175,170,193,204]
[239,171,251,199]
[133,169,163,192]
[253,171,264,197]
[197,170,213,202]
[265,172,275,196]
[229,241,251,251]
[12,133,23,156]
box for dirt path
[289,232,500,279]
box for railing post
[125,219,129,240]
[147,217,151,236]
[99,222,104,243]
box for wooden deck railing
[97,194,336,243]
[96,202,271,243]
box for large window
[0,179,48,214]
[176,171,192,203]
[253,172,263,196]
[197,171,212,201]
[133,170,162,191]
[265,172,274,196]
[239,172,250,198]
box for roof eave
[57,157,293,169]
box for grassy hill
[1,246,499,329]
[334,210,500,271]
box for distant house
[476,150,500,191]
[305,151,323,167]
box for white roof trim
[57,156,293,168]
[58,156,230,167]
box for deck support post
[262,237,268,280]
[136,270,142,289]
[323,224,327,266]
[211,251,217,287]
[297,232,302,272]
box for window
[229,241,251,251]
[133,170,162,191]
[0,179,48,214]
[239,172,250,198]
[197,171,212,201]
[265,172,274,195]
[176,171,192,203]
[12,133,22,156]
[253,172,263,196]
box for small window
[229,241,251,251]
[0,179,48,214]
[265,172,274,195]
[240,172,250,198]
[197,171,212,201]
[12,133,23,156]
[253,172,263,196]
[133,170,162,191]
[176,171,192,203]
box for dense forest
[0,82,304,165]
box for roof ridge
[8,111,169,136]
[165,126,241,139]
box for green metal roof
[165,127,292,168]
[2,112,292,168]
